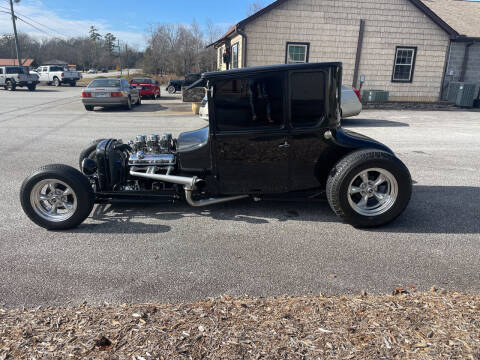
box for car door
[287,70,331,191]
[212,72,290,195]
[0,68,4,86]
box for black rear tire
[20,164,95,230]
[78,139,105,170]
[6,80,15,91]
[326,149,412,227]
[125,97,132,110]
[70,82,76,87]
[84,105,94,111]
[167,85,176,94]
[136,96,142,105]
[28,85,36,91]
[53,77,61,87]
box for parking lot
[0,85,479,308]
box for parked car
[0,66,39,91]
[130,78,161,99]
[34,65,82,87]
[341,86,362,117]
[81,78,141,111]
[198,86,363,121]
[101,68,108,73]
[88,69,98,74]
[166,73,201,94]
[19,62,412,231]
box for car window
[290,71,326,127]
[0,68,3,75]
[50,66,64,72]
[6,67,23,74]
[88,79,121,88]
[214,73,284,131]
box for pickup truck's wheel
[70,82,76,87]
[84,105,94,111]
[167,85,176,94]
[20,164,95,230]
[28,85,36,91]
[326,149,412,227]
[6,80,16,91]
[78,139,105,170]
[53,77,61,87]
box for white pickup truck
[34,65,82,87]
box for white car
[198,86,362,121]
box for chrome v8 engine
[128,133,175,167]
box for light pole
[9,0,21,66]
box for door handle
[278,141,290,148]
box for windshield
[177,126,209,152]
[88,79,121,88]
[132,78,152,84]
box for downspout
[459,42,473,82]
[236,25,248,68]
[439,41,452,101]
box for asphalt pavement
[0,85,479,308]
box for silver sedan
[341,86,362,118]
[81,78,141,111]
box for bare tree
[247,1,265,16]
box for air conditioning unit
[456,83,477,108]
[446,82,463,103]
[362,90,389,103]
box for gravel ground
[1,290,478,359]
[0,86,479,309]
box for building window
[286,42,310,64]
[219,48,224,66]
[392,46,417,83]
[232,43,239,69]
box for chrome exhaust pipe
[184,187,248,207]
[130,170,199,187]
[130,169,248,207]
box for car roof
[201,62,342,80]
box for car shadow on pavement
[11,89,60,92]
[71,199,337,234]
[94,104,168,113]
[373,185,480,234]
[70,185,478,235]
[342,118,409,127]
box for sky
[0,0,274,48]
[0,0,479,49]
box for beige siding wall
[243,0,450,101]
[217,35,244,71]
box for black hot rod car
[20,62,412,230]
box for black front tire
[28,85,36,91]
[20,164,95,230]
[78,139,105,170]
[167,85,176,94]
[136,96,142,105]
[326,149,412,228]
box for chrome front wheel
[30,179,78,222]
[347,168,398,216]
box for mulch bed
[1,290,479,359]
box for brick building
[209,0,480,102]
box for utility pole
[125,44,129,77]
[9,0,21,66]
[118,39,122,76]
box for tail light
[110,92,123,97]
[61,73,64,77]
[81,92,91,98]
[353,88,361,102]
